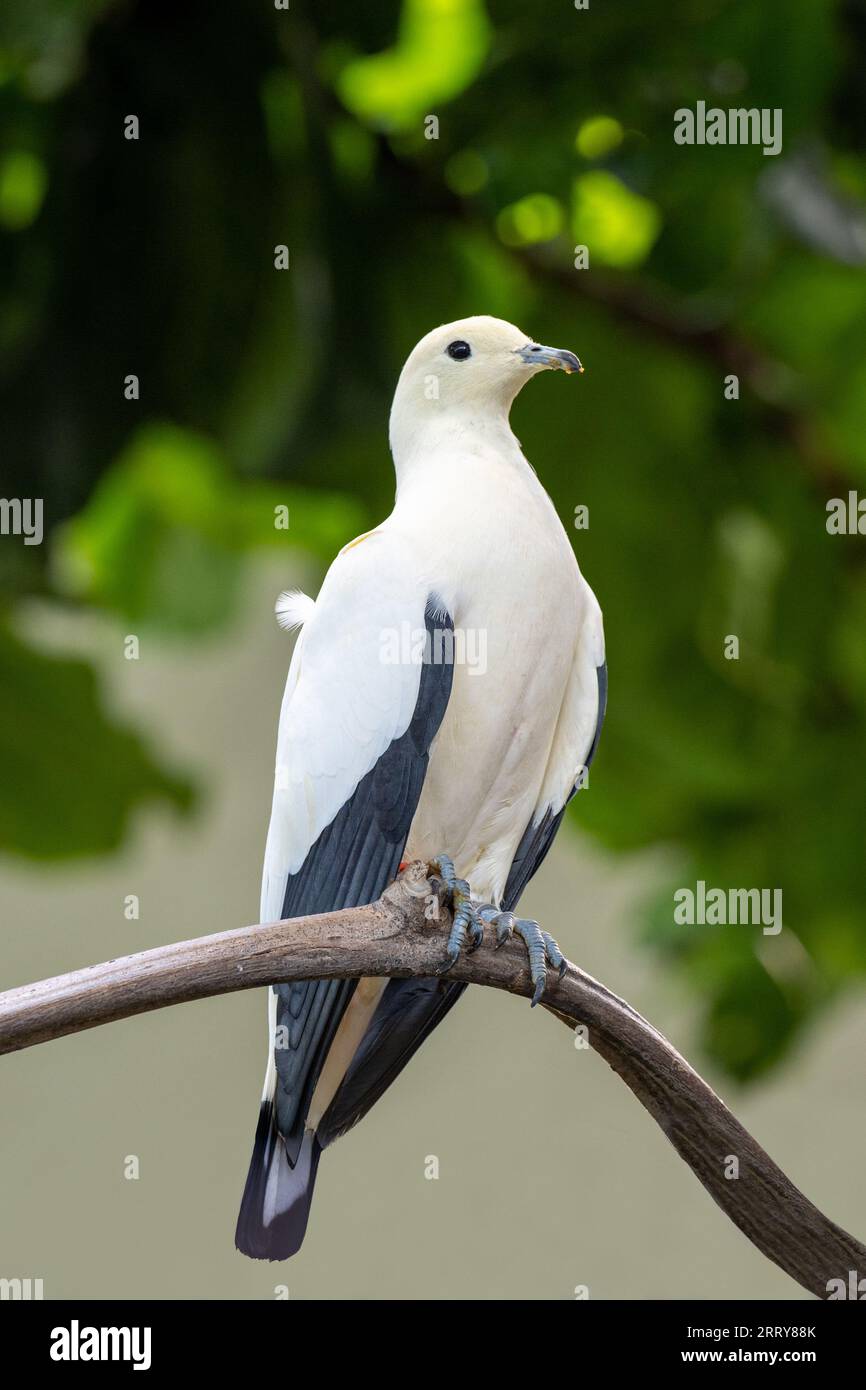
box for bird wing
[317,577,607,1148]
[259,530,454,1159]
[236,529,456,1258]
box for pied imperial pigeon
[235,316,606,1259]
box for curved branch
[0,862,861,1298]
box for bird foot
[427,856,566,1007]
[516,919,568,1007]
[428,855,484,970]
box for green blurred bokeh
[2,0,866,1084]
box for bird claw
[428,858,566,1004]
[478,904,515,948]
[514,920,568,1007]
[429,856,484,974]
[476,903,564,1003]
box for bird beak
[516,342,584,374]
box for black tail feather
[235,1100,322,1260]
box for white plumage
[238,315,605,1261]
[261,316,603,914]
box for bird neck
[389,400,521,493]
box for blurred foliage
[0,624,193,858]
[336,0,491,129]
[53,423,363,632]
[2,0,866,1080]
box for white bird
[235,316,606,1259]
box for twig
[0,862,861,1298]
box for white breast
[388,428,599,904]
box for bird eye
[446,340,472,361]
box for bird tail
[234,1096,322,1261]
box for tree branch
[0,861,861,1298]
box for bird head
[389,315,582,461]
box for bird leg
[427,857,567,1008]
[427,855,483,968]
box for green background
[1,0,865,1298]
